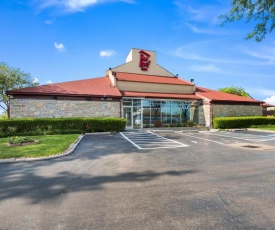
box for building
[262,103,275,117]
[6,48,263,129]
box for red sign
[139,50,151,71]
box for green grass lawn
[0,134,80,159]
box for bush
[9,136,34,144]
[0,117,126,137]
[154,120,163,127]
[213,116,275,129]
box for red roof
[115,72,194,86]
[7,77,122,97]
[196,86,263,103]
[120,91,200,100]
[263,102,275,107]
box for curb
[0,134,85,164]
[0,133,112,164]
[85,132,112,135]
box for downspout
[8,96,10,118]
[209,101,213,128]
[120,99,122,118]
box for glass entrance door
[123,106,142,129]
[123,107,132,129]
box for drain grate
[242,145,260,149]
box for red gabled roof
[7,77,122,97]
[120,91,200,100]
[115,72,194,86]
[196,86,263,103]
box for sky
[1,0,275,112]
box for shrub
[9,136,34,144]
[0,117,126,137]
[187,121,197,127]
[154,120,163,127]
[213,116,275,129]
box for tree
[218,86,250,97]
[219,0,275,42]
[0,110,8,120]
[0,62,38,115]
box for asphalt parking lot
[1,130,275,230]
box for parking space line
[254,137,275,143]
[139,146,188,149]
[202,132,275,143]
[175,132,225,145]
[147,131,189,146]
[120,132,142,149]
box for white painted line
[140,146,188,149]
[147,131,188,147]
[123,133,152,136]
[120,132,142,149]
[138,143,183,146]
[205,132,275,143]
[253,137,275,143]
[121,131,188,149]
[196,132,275,143]
[133,141,180,144]
[203,132,256,142]
[176,132,225,145]
[125,137,164,140]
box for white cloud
[54,42,65,52]
[173,0,228,25]
[37,0,134,12]
[188,64,223,73]
[174,41,268,65]
[45,20,52,24]
[264,96,275,105]
[33,78,39,83]
[247,88,275,97]
[185,23,233,35]
[46,80,53,84]
[242,46,275,65]
[99,49,116,57]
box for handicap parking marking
[120,131,188,150]
[201,131,275,143]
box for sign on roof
[139,50,151,71]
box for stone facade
[199,104,262,127]
[213,104,262,118]
[10,99,121,118]
[201,104,211,127]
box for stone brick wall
[201,104,210,127]
[213,104,262,118]
[198,104,262,127]
[10,99,121,118]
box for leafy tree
[218,86,250,97]
[0,111,8,120]
[219,0,275,42]
[0,62,38,115]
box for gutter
[210,100,213,128]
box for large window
[142,100,196,126]
[122,99,199,129]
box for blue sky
[1,0,275,108]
